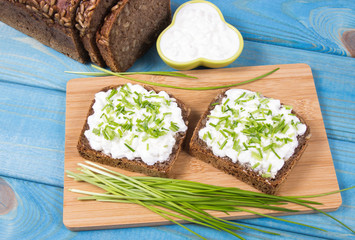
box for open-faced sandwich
[77,83,189,177]
[190,89,311,194]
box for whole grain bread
[189,90,311,195]
[0,0,89,62]
[75,0,120,66]
[1,0,171,70]
[96,0,171,72]
[77,84,190,177]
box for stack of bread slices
[0,0,171,72]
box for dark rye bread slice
[189,90,311,195]
[77,84,190,177]
[75,0,119,66]
[96,0,171,72]
[0,0,88,62]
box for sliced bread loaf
[0,0,88,62]
[96,0,171,72]
[189,89,311,195]
[77,83,189,177]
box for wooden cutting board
[63,63,341,231]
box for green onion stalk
[67,161,355,240]
[66,65,280,91]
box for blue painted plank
[0,81,65,187]
[0,22,91,91]
[171,0,355,56]
[1,175,353,240]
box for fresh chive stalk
[65,69,198,78]
[66,65,279,91]
[67,161,355,239]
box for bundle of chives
[66,161,355,240]
[66,65,279,91]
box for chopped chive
[220,140,228,150]
[271,148,281,159]
[109,121,119,127]
[272,116,281,121]
[262,173,272,178]
[169,122,179,132]
[107,126,116,140]
[251,109,260,115]
[211,102,219,106]
[268,164,272,172]
[251,151,262,160]
[146,143,149,151]
[219,130,228,138]
[263,143,274,151]
[243,142,248,150]
[124,143,135,152]
[235,92,246,102]
[252,162,260,169]
[257,148,263,158]
[222,129,233,137]
[117,128,123,138]
[288,133,295,137]
[260,98,270,104]
[221,106,226,113]
[107,88,118,100]
[92,128,101,136]
[223,98,230,106]
[282,125,290,134]
[233,139,240,152]
[203,133,208,141]
[207,131,212,140]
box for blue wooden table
[1,0,355,239]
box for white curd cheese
[85,83,187,165]
[198,89,307,178]
[159,2,240,62]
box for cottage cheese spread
[85,83,187,165]
[199,89,307,178]
[159,2,240,62]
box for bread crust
[77,85,190,177]
[189,90,311,195]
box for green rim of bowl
[157,0,244,70]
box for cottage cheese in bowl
[157,0,243,70]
